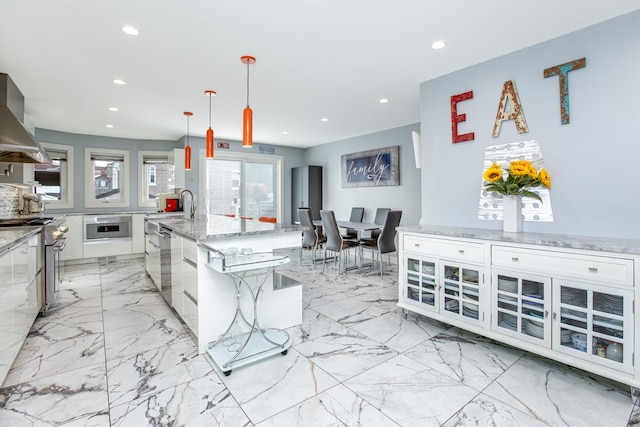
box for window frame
[85,147,130,208]
[138,150,173,208]
[35,142,74,209]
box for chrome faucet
[180,189,196,220]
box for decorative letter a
[492,80,529,137]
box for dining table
[312,219,382,271]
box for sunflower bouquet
[483,160,551,203]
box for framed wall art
[341,145,399,188]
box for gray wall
[305,123,422,226]
[419,11,640,239]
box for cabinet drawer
[403,235,483,263]
[182,238,197,264]
[182,260,198,300]
[492,246,633,286]
[183,291,198,336]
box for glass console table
[204,248,291,376]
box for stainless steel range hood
[0,73,51,164]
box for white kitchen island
[154,215,302,358]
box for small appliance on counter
[22,193,45,214]
[157,193,182,212]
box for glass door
[553,279,633,373]
[440,262,483,324]
[491,269,551,347]
[202,152,282,221]
[405,257,438,312]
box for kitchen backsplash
[0,185,21,215]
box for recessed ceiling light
[282,131,288,135]
[321,118,328,122]
[122,26,139,36]
[379,98,389,104]
[109,107,119,112]
[113,79,126,85]
[106,124,114,128]
[431,40,447,50]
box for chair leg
[322,248,327,273]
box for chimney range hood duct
[0,73,51,164]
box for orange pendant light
[204,90,216,158]
[241,55,256,148]
[183,111,193,170]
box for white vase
[503,195,522,233]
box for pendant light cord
[246,61,250,108]
[208,94,212,128]
[186,115,190,144]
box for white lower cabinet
[145,234,161,290]
[398,229,639,387]
[0,233,42,385]
[169,235,198,336]
[403,236,485,327]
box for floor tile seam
[104,336,196,363]
[238,351,342,425]
[0,361,108,392]
[98,276,114,427]
[101,313,186,334]
[461,351,560,426]
[105,367,218,412]
[335,381,403,427]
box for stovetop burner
[0,217,54,227]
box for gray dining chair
[360,210,402,277]
[369,207,390,239]
[320,209,359,276]
[342,207,364,241]
[298,207,326,266]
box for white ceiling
[1,1,638,148]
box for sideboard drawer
[492,246,633,286]
[403,235,483,263]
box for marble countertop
[398,225,640,256]
[0,227,42,255]
[156,215,300,241]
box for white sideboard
[397,226,640,388]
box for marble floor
[1,248,640,426]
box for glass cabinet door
[404,257,438,312]
[441,262,483,324]
[553,279,633,374]
[492,270,551,347]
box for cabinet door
[440,261,484,325]
[491,269,551,347]
[553,280,633,374]
[0,250,14,381]
[145,236,161,290]
[11,240,30,335]
[60,215,84,260]
[170,235,183,316]
[403,256,438,313]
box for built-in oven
[84,215,132,241]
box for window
[200,150,282,220]
[34,142,74,209]
[138,151,175,208]
[85,147,129,208]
